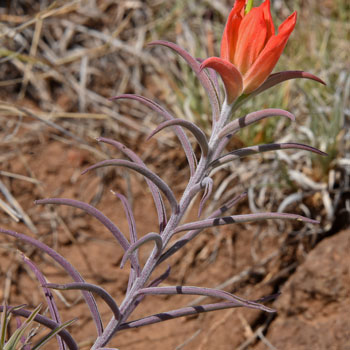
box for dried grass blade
[0,179,37,233]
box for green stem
[245,0,254,15]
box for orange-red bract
[201,0,297,103]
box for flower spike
[201,0,297,101]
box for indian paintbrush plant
[0,1,326,349]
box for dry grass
[0,1,348,348]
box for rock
[255,229,350,350]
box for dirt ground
[0,130,349,350]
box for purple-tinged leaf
[137,286,274,312]
[254,292,281,304]
[133,266,172,309]
[212,132,235,161]
[111,192,140,289]
[0,305,78,350]
[110,95,196,176]
[35,198,140,278]
[148,266,171,288]
[210,143,328,169]
[158,192,247,264]
[35,199,130,251]
[97,137,167,232]
[121,233,163,269]
[148,119,209,157]
[44,282,121,322]
[148,41,220,122]
[174,212,318,234]
[198,177,213,217]
[82,159,179,214]
[21,253,66,350]
[211,191,248,217]
[112,193,136,246]
[252,70,326,97]
[219,109,296,138]
[0,228,103,336]
[118,299,274,330]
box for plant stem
[92,101,234,349]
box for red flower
[201,0,297,103]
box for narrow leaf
[198,177,213,217]
[252,70,326,97]
[36,198,135,253]
[158,192,247,264]
[174,212,319,234]
[35,198,140,276]
[148,266,171,288]
[133,266,172,309]
[82,159,179,214]
[21,253,66,350]
[148,41,220,121]
[118,299,274,330]
[126,300,269,330]
[137,286,274,312]
[109,95,196,176]
[113,192,137,245]
[0,228,103,336]
[97,137,167,232]
[121,233,163,269]
[219,108,295,138]
[119,286,276,331]
[112,192,140,283]
[148,119,209,157]
[210,142,327,169]
[44,283,121,322]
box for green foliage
[0,302,74,350]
